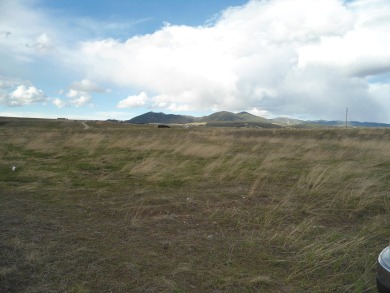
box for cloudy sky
[1,0,390,122]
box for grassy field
[0,118,389,292]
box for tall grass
[1,121,389,292]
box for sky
[1,0,390,122]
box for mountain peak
[126,112,196,124]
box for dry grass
[0,120,389,292]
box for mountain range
[124,111,390,128]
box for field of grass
[1,119,389,292]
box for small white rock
[12,166,16,171]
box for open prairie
[1,119,389,292]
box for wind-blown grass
[0,120,389,292]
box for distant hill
[201,111,244,122]
[200,111,278,128]
[200,111,269,123]
[125,111,390,128]
[310,120,390,128]
[127,111,276,127]
[350,121,390,127]
[126,111,197,124]
[236,112,269,123]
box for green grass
[1,120,389,292]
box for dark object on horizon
[377,246,390,293]
[157,124,170,128]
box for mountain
[310,120,390,128]
[127,111,277,127]
[350,121,390,127]
[200,111,278,128]
[199,111,269,123]
[236,112,269,123]
[126,111,197,124]
[201,111,246,122]
[125,111,390,128]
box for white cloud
[13,85,46,105]
[69,79,106,93]
[62,79,106,107]
[117,92,148,108]
[247,107,272,118]
[2,0,390,122]
[0,77,48,106]
[70,95,92,107]
[68,0,390,121]
[368,82,390,112]
[2,85,47,106]
[52,98,66,108]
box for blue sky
[1,0,390,122]
[39,0,248,38]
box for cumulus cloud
[2,0,390,121]
[0,77,48,106]
[52,98,66,108]
[73,0,390,121]
[69,79,106,93]
[57,79,107,108]
[69,95,92,107]
[117,92,148,108]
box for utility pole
[345,107,348,128]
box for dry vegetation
[0,119,389,292]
